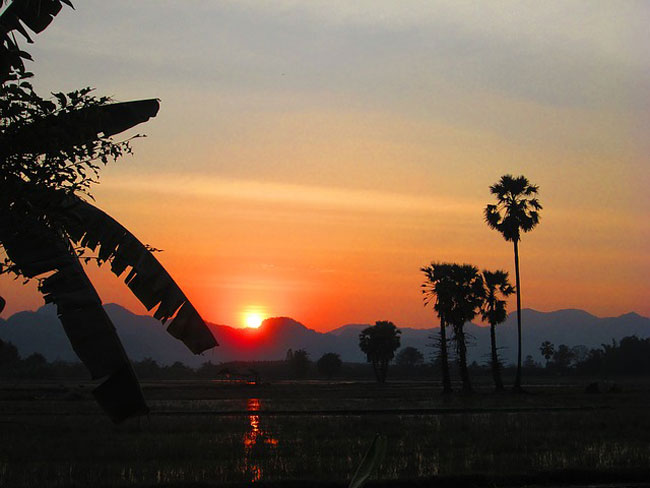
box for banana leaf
[0,99,160,159]
[0,216,148,421]
[59,194,218,354]
[0,0,73,39]
[0,0,73,81]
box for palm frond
[529,198,542,210]
[480,269,513,326]
[484,204,501,229]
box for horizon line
[5,302,648,333]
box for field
[2,377,650,487]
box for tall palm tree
[445,264,484,393]
[421,263,454,393]
[358,321,401,383]
[485,174,542,392]
[0,0,218,422]
[480,269,514,392]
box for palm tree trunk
[455,327,472,393]
[490,322,504,391]
[513,239,523,392]
[439,319,452,393]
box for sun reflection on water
[243,398,278,482]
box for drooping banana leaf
[0,99,160,159]
[0,215,148,422]
[58,194,218,354]
[0,0,74,81]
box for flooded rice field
[1,380,650,487]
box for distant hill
[0,304,648,367]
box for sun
[243,310,265,329]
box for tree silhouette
[480,269,514,391]
[0,1,217,422]
[576,337,650,376]
[316,352,342,379]
[359,321,401,383]
[395,346,424,371]
[0,338,19,367]
[421,263,454,393]
[485,174,542,392]
[446,264,484,393]
[551,344,575,373]
[540,341,555,367]
[288,348,310,378]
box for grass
[1,378,650,487]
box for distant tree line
[538,337,650,376]
[7,336,650,382]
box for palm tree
[421,263,454,393]
[540,341,555,368]
[358,321,401,383]
[446,264,484,393]
[422,263,483,393]
[0,1,217,422]
[480,269,514,391]
[485,174,542,392]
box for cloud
[101,174,479,216]
[30,0,649,112]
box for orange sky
[1,2,648,330]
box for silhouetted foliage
[0,1,217,422]
[447,264,484,393]
[421,263,455,393]
[540,340,555,366]
[316,352,342,379]
[551,344,576,373]
[0,338,19,367]
[287,348,310,378]
[480,269,514,392]
[423,263,483,393]
[0,0,73,83]
[395,346,424,371]
[523,354,541,370]
[485,174,542,392]
[571,345,589,364]
[359,321,401,383]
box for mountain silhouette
[1,304,648,367]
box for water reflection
[243,398,278,482]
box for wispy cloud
[102,174,479,216]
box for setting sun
[242,307,266,328]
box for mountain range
[1,304,648,367]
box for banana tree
[0,0,218,422]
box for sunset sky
[2,1,648,330]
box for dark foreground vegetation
[2,378,650,487]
